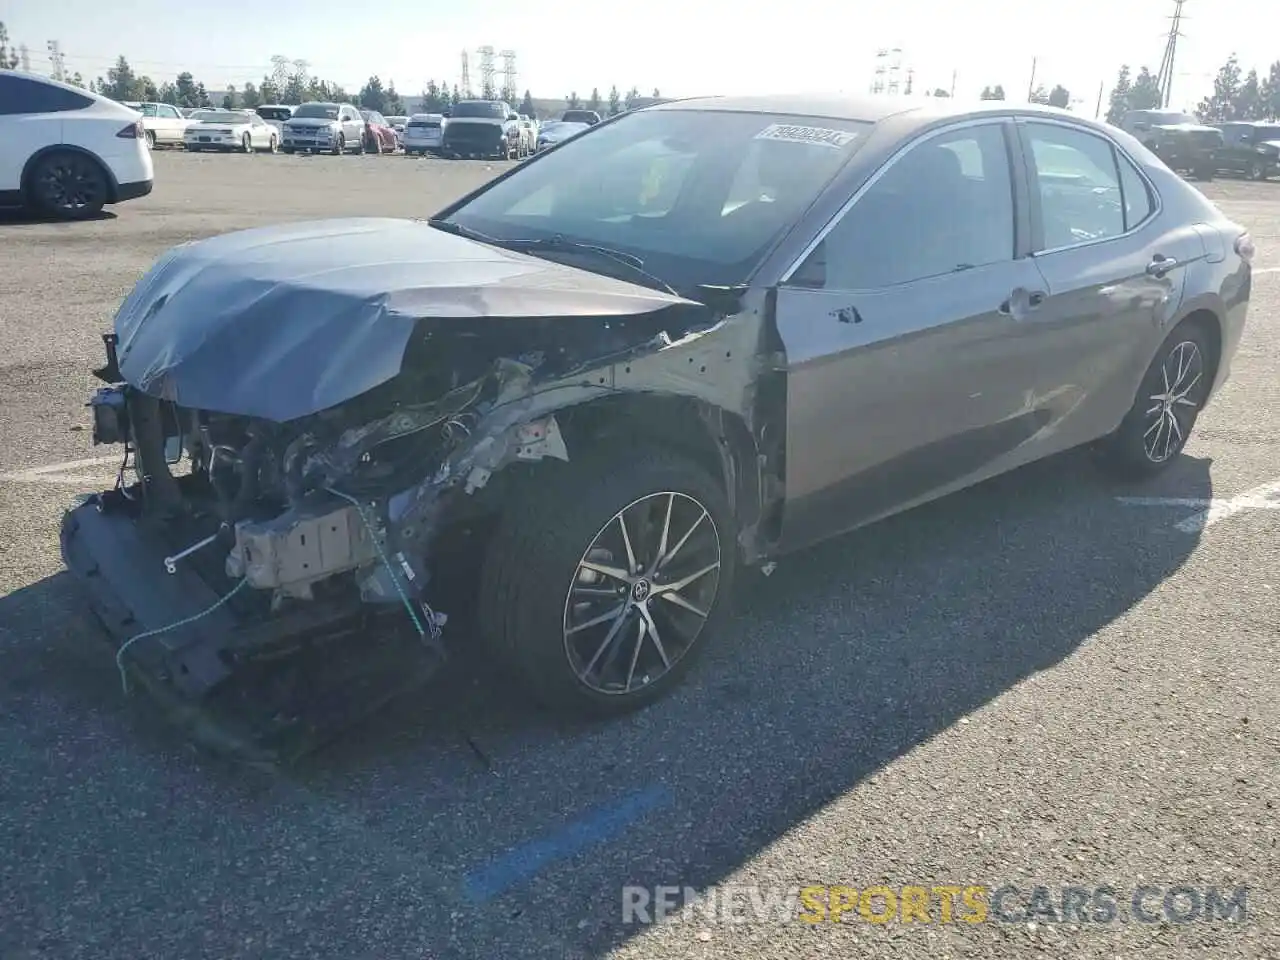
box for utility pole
[1156,0,1186,108]
[47,40,66,81]
[1095,79,1105,119]
[950,69,957,97]
[1027,57,1037,100]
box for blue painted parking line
[463,784,674,903]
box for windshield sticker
[754,123,857,148]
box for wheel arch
[21,145,120,204]
[1168,302,1224,398]
[470,392,769,564]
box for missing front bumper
[59,494,445,764]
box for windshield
[199,111,248,124]
[256,107,291,121]
[1144,110,1196,125]
[442,109,871,289]
[452,101,507,119]
[293,103,340,120]
[563,110,598,123]
[1254,125,1280,140]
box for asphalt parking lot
[1,151,1277,960]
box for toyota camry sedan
[61,95,1254,761]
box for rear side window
[0,76,94,115]
[1117,152,1154,230]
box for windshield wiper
[496,235,682,298]
[426,221,681,297]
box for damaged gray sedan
[62,94,1254,760]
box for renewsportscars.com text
[622,883,1250,926]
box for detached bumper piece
[60,492,446,765]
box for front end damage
[61,248,775,760]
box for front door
[774,119,1051,549]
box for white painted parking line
[0,454,121,486]
[1117,478,1280,532]
[1255,266,1280,275]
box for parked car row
[115,95,607,162]
[1115,109,1280,181]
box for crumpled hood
[113,217,694,422]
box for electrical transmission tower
[871,49,888,94]
[500,49,517,103]
[460,50,471,97]
[885,48,903,96]
[47,40,66,81]
[1156,0,1186,108]
[476,45,496,99]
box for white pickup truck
[126,102,195,148]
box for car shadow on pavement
[0,208,117,225]
[0,447,1212,958]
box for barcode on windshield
[754,123,857,148]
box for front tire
[144,130,156,149]
[478,447,736,716]
[1097,321,1214,480]
[332,133,344,156]
[28,150,109,220]
[242,133,253,154]
[268,135,279,154]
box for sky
[5,0,1278,113]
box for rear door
[774,118,1054,547]
[1015,118,1197,445]
[0,75,98,195]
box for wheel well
[455,393,765,555]
[1178,308,1223,389]
[21,146,118,203]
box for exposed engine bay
[64,291,772,763]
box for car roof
[648,93,1126,134]
[0,69,135,114]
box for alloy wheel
[34,155,105,216]
[562,491,722,696]
[1143,339,1205,463]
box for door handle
[1146,254,1178,277]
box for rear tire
[28,150,109,220]
[478,446,736,717]
[1096,320,1215,480]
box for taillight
[117,121,143,139]
[1235,232,1256,264]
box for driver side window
[1024,122,1125,251]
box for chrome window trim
[1016,116,1164,257]
[779,116,1014,284]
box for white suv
[0,71,154,220]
